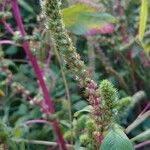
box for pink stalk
[139,102,150,116]
[1,0,7,11]
[1,20,15,35]
[134,140,150,149]
[11,0,67,149]
[0,40,16,45]
[1,0,15,35]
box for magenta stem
[1,0,15,35]
[1,20,15,35]
[139,102,150,116]
[11,0,54,114]
[0,40,16,45]
[11,0,67,149]
[1,0,7,11]
[134,140,150,149]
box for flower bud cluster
[98,80,119,132]
[41,0,101,121]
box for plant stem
[11,1,66,149]
[54,45,73,146]
[12,138,86,149]
[125,110,150,134]
[0,40,16,45]
[1,20,15,35]
[139,102,150,116]
[25,119,51,126]
[1,0,7,11]
[134,140,150,149]
[1,0,15,35]
[45,48,52,70]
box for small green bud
[98,80,119,108]
[80,134,90,146]
[75,115,88,134]
[86,119,96,136]
[64,131,72,141]
[117,97,132,112]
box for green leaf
[13,126,22,138]
[138,0,148,41]
[62,4,116,35]
[74,105,93,117]
[19,0,34,13]
[131,129,150,142]
[100,128,134,150]
[143,43,150,52]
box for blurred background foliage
[0,0,150,149]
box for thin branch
[0,40,16,45]
[25,119,51,126]
[1,0,15,35]
[125,110,150,134]
[139,102,150,116]
[134,140,150,149]
[45,48,52,70]
[54,45,73,146]
[1,20,15,35]
[12,138,86,149]
[1,0,7,11]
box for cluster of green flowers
[41,0,101,125]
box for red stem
[11,0,67,149]
[1,20,15,35]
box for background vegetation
[0,0,150,150]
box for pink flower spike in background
[85,23,115,36]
